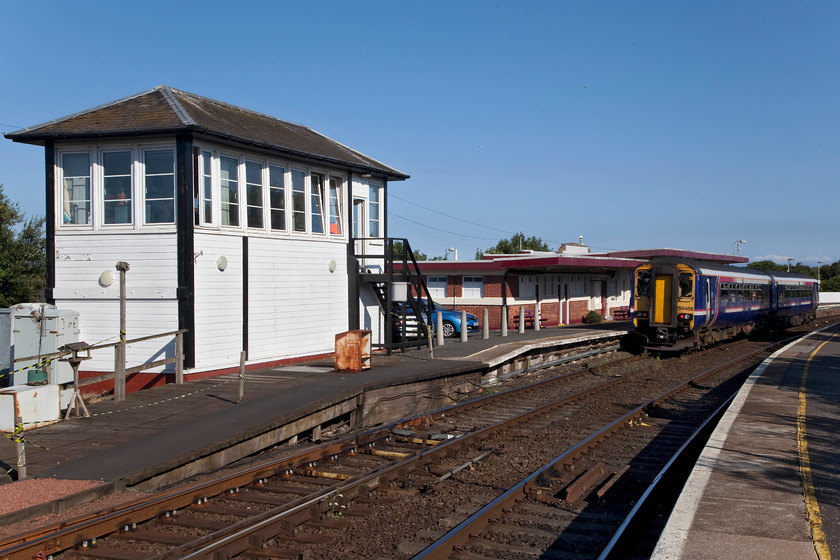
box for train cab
[633,262,697,350]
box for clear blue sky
[1,1,837,265]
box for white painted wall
[53,232,179,372]
[193,232,352,371]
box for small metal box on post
[60,341,92,419]
[335,330,372,373]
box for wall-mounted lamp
[360,173,373,178]
[99,270,114,287]
[217,256,228,272]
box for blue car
[392,300,480,338]
[427,300,480,337]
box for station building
[4,85,750,391]
[5,86,407,385]
[415,246,748,328]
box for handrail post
[175,330,184,384]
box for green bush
[583,310,603,324]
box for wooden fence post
[14,416,26,480]
[238,351,245,403]
[114,261,130,401]
[175,331,184,384]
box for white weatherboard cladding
[247,237,349,361]
[53,232,179,372]
[194,234,243,368]
[193,233,351,369]
[359,284,384,344]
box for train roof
[638,258,818,283]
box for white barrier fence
[820,292,840,305]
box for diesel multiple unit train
[632,259,819,350]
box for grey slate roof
[5,86,409,180]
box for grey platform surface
[0,323,626,484]
[652,325,840,560]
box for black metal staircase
[356,238,433,354]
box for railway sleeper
[562,462,607,503]
[70,544,152,560]
[240,545,304,559]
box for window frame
[290,167,307,233]
[463,276,484,298]
[219,154,241,228]
[328,175,343,236]
[101,148,134,227]
[310,171,326,235]
[368,184,381,238]
[268,163,287,232]
[245,159,265,230]
[142,147,176,225]
[58,150,93,228]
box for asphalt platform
[652,322,840,560]
[0,322,628,486]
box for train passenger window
[678,273,693,298]
[636,271,650,297]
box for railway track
[0,336,793,559]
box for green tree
[0,185,46,306]
[390,240,428,261]
[485,232,550,255]
[821,276,840,292]
[746,260,787,272]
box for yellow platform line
[798,333,836,560]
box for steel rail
[0,345,628,560]
[151,358,638,558]
[411,336,794,559]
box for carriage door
[654,274,673,324]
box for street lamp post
[818,261,824,285]
[446,247,458,261]
[787,258,794,272]
[733,240,747,254]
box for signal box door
[654,274,673,324]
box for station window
[199,150,213,225]
[219,155,240,227]
[310,172,325,234]
[245,161,264,229]
[369,185,380,238]
[269,164,286,231]
[328,176,342,235]
[463,276,484,298]
[102,150,132,225]
[61,152,91,225]
[144,149,175,224]
[291,168,306,232]
[427,276,447,299]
